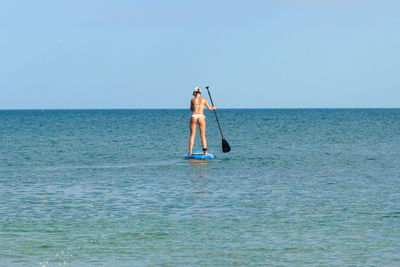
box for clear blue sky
[1,0,399,109]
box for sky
[1,0,399,109]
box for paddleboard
[184,151,215,160]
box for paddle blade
[222,138,231,153]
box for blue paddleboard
[184,151,215,160]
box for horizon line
[1,107,400,111]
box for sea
[1,109,400,266]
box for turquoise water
[1,109,400,266]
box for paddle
[205,86,231,153]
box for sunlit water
[1,109,400,266]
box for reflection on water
[186,158,211,168]
[185,159,211,178]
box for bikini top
[193,105,204,108]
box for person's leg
[198,117,208,154]
[189,117,197,154]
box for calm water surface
[1,109,400,266]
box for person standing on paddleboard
[189,87,216,155]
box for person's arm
[205,99,216,110]
[190,100,194,111]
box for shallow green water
[1,109,400,266]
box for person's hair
[193,91,201,96]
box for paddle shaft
[205,87,224,139]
